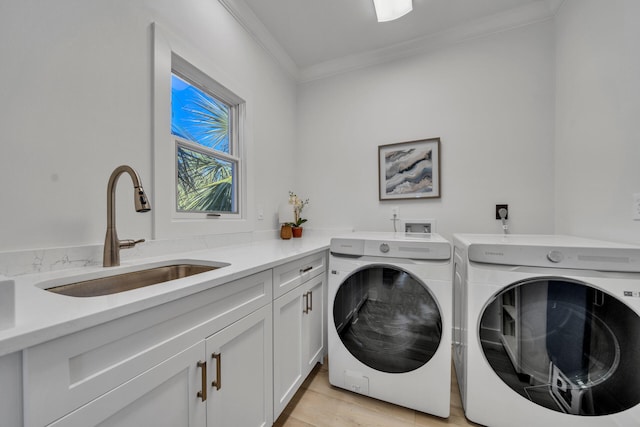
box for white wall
[554,0,640,244]
[3,0,638,254]
[296,21,556,241]
[0,0,297,252]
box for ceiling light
[373,0,413,22]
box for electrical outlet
[495,204,509,220]
[391,206,399,218]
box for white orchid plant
[288,191,309,227]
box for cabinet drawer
[272,252,326,299]
[23,270,272,427]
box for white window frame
[171,63,241,217]
[152,23,253,239]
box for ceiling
[219,0,563,81]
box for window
[171,72,239,214]
[153,23,251,239]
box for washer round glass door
[479,278,640,416]
[333,265,442,373]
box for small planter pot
[292,226,303,238]
[280,225,293,240]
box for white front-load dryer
[328,232,452,417]
[453,234,640,427]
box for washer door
[333,265,442,373]
[479,278,640,416]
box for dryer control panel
[330,232,451,260]
[468,243,640,272]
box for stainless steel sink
[45,262,228,297]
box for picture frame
[378,137,440,200]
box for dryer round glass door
[332,265,442,373]
[479,278,640,416]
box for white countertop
[0,236,330,357]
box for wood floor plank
[274,358,482,427]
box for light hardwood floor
[274,359,482,427]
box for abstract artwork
[378,138,440,200]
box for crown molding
[300,0,560,82]
[218,0,299,80]
[220,0,561,84]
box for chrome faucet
[103,165,151,267]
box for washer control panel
[330,233,451,260]
[468,242,640,272]
[546,250,564,263]
[364,238,450,260]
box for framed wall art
[378,137,440,200]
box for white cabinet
[21,250,328,427]
[206,304,272,427]
[48,305,273,427]
[24,270,272,427]
[0,352,23,427]
[301,277,324,374]
[273,267,325,419]
[48,341,207,427]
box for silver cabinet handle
[303,292,309,314]
[303,290,313,313]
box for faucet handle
[119,238,145,249]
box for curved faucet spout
[104,165,152,267]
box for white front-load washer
[452,234,640,427]
[328,232,452,417]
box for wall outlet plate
[495,204,509,220]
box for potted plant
[288,191,309,238]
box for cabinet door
[273,285,305,418]
[273,275,325,419]
[302,275,324,376]
[48,341,207,427]
[206,305,273,427]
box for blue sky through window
[171,74,230,153]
